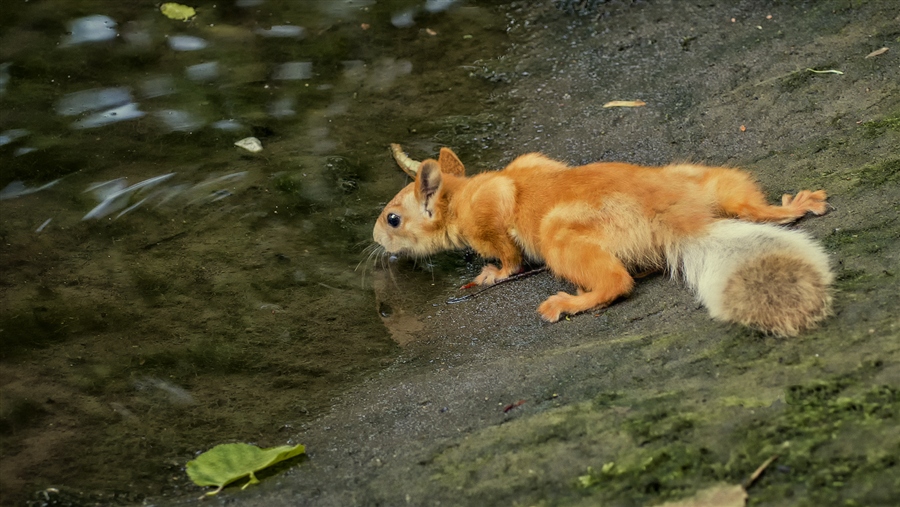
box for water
[0,0,509,504]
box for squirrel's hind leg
[537,238,633,322]
[709,168,828,223]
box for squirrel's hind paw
[537,292,571,322]
[782,189,828,216]
[538,290,609,323]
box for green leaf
[186,443,305,496]
[160,3,197,21]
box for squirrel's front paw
[473,264,505,286]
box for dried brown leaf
[865,47,889,59]
[603,100,647,108]
[651,484,747,507]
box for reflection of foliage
[139,337,250,375]
[0,299,117,359]
[273,172,304,196]
[24,487,144,506]
[467,58,514,84]
[325,156,362,194]
[0,397,46,434]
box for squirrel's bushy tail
[672,220,833,337]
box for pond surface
[0,0,511,504]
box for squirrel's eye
[386,213,401,228]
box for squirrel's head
[373,147,466,256]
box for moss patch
[428,360,899,507]
[854,158,900,188]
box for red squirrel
[373,147,833,337]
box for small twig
[727,67,806,94]
[744,454,779,490]
[141,231,187,250]
[446,267,548,304]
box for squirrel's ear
[438,147,466,176]
[416,160,443,216]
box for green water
[0,1,510,504]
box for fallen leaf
[235,137,263,153]
[160,3,196,21]
[651,483,747,507]
[806,68,844,75]
[502,399,526,413]
[186,442,305,496]
[603,100,647,108]
[865,47,889,59]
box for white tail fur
[672,220,833,337]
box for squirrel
[373,147,833,337]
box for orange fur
[373,148,831,335]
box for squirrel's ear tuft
[416,160,443,216]
[439,147,466,177]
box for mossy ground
[427,361,899,506]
